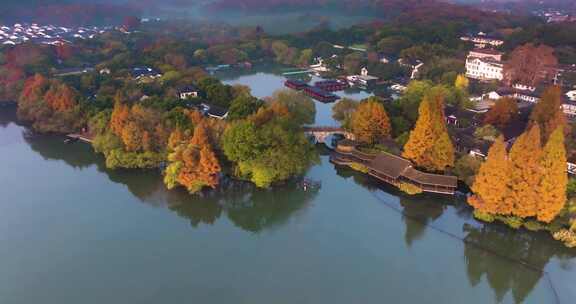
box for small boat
[299,178,321,191]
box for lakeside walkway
[330,141,457,195]
[66,133,94,143]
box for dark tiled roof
[131,67,160,78]
[369,153,412,179]
[207,104,228,117]
[178,85,199,93]
[369,151,458,187]
[470,48,503,56]
[304,86,338,98]
[403,167,458,187]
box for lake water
[214,64,373,127]
[1,102,575,303]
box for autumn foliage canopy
[403,90,454,172]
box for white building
[566,90,576,102]
[178,85,200,100]
[511,84,540,103]
[460,33,504,48]
[465,49,504,81]
[562,101,576,120]
[482,91,502,100]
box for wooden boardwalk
[331,145,457,195]
[66,133,94,143]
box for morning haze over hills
[0,0,546,26]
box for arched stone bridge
[303,126,355,143]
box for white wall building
[566,90,576,102]
[460,34,504,48]
[562,101,576,120]
[465,49,504,81]
[466,57,504,81]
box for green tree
[396,80,433,124]
[228,94,264,120]
[377,36,412,56]
[332,98,358,129]
[223,119,317,188]
[271,89,316,125]
[343,53,365,75]
[454,155,483,187]
[297,49,313,67]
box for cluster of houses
[130,67,163,83]
[534,9,576,23]
[464,47,576,118]
[0,23,107,46]
[346,67,379,89]
[456,40,576,175]
[460,32,504,49]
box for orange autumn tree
[504,44,558,87]
[43,82,77,112]
[190,121,210,147]
[249,101,291,126]
[164,123,221,193]
[350,98,391,145]
[168,128,185,151]
[468,125,568,224]
[468,136,511,215]
[109,103,167,153]
[198,144,221,189]
[403,90,454,171]
[529,86,567,141]
[17,74,50,121]
[110,101,130,137]
[17,76,81,133]
[120,121,142,152]
[536,127,567,223]
[19,74,49,105]
[507,125,542,218]
[403,94,435,165]
[484,97,517,129]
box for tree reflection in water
[168,181,318,232]
[399,196,445,247]
[463,223,576,304]
[10,107,576,303]
[335,157,576,304]
[0,104,19,128]
[22,120,318,232]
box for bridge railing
[303,126,345,132]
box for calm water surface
[0,103,575,304]
[215,64,373,127]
